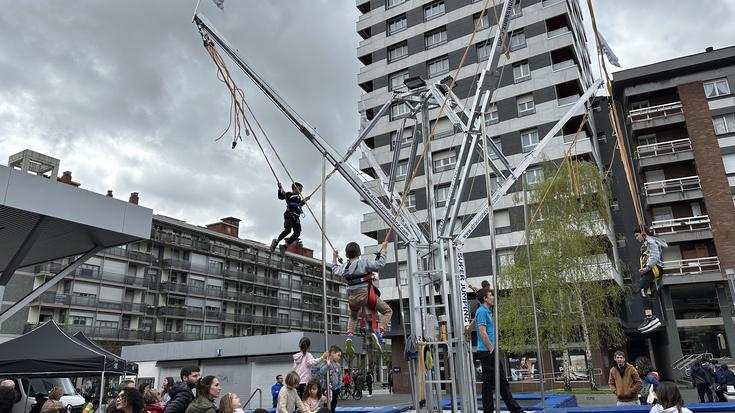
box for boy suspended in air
[634,227,668,333]
[332,242,393,353]
[270,182,310,254]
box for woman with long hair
[635,356,660,404]
[649,382,692,413]
[41,387,64,413]
[114,388,145,413]
[160,378,174,405]
[185,376,221,413]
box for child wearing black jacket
[270,182,310,253]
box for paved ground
[336,386,708,409]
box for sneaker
[269,239,278,253]
[372,330,384,352]
[641,319,663,334]
[345,335,354,355]
[279,244,287,255]
[637,315,659,331]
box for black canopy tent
[72,332,138,375]
[0,320,115,404]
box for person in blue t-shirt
[270,374,284,408]
[474,288,524,413]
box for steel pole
[321,155,331,404]
[523,172,545,409]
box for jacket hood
[186,398,217,413]
[647,235,668,248]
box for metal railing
[242,389,262,409]
[643,175,701,196]
[651,215,711,235]
[662,257,720,276]
[636,138,692,159]
[629,101,683,123]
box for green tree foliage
[498,160,624,386]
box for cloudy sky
[1,0,733,254]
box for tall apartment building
[1,164,348,353]
[612,45,735,374]
[355,0,620,389]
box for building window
[428,56,450,77]
[527,167,544,184]
[398,268,408,285]
[391,102,410,120]
[387,14,407,35]
[489,137,502,159]
[723,153,735,174]
[389,70,409,91]
[509,29,526,50]
[494,210,512,234]
[425,27,447,49]
[204,325,218,335]
[386,0,407,9]
[513,61,531,82]
[638,133,657,146]
[388,42,408,63]
[521,128,539,152]
[435,185,451,207]
[510,0,523,18]
[96,320,119,329]
[184,323,201,334]
[474,13,490,30]
[395,161,408,179]
[477,42,491,61]
[713,113,735,135]
[71,316,92,326]
[433,150,457,172]
[424,1,445,20]
[517,93,535,115]
[486,105,499,124]
[497,250,515,271]
[401,192,417,210]
[703,78,730,98]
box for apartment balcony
[660,257,722,286]
[161,258,191,271]
[636,138,694,168]
[156,331,205,342]
[643,176,703,205]
[223,268,255,282]
[34,262,63,274]
[628,102,685,131]
[35,293,147,314]
[25,323,154,341]
[651,216,713,243]
[100,247,154,264]
[157,306,187,318]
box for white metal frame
[193,4,603,409]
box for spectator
[648,382,692,413]
[138,384,151,396]
[0,387,16,413]
[160,378,174,405]
[365,372,373,398]
[317,346,343,413]
[690,359,713,403]
[341,371,351,392]
[388,372,393,394]
[636,356,660,404]
[270,375,283,409]
[276,372,306,413]
[185,376,220,413]
[293,338,326,398]
[608,350,643,406]
[164,366,201,413]
[144,389,164,413]
[107,381,135,413]
[301,380,326,412]
[716,364,735,402]
[42,387,65,413]
[115,388,144,413]
[218,393,241,413]
[30,393,47,413]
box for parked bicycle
[338,383,362,400]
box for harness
[343,262,380,334]
[286,193,304,218]
[640,244,663,280]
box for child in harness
[270,182,311,254]
[332,242,393,353]
[634,227,668,333]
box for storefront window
[552,349,589,382]
[508,353,539,381]
[679,325,727,358]
[670,284,720,319]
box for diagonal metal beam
[0,246,103,325]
